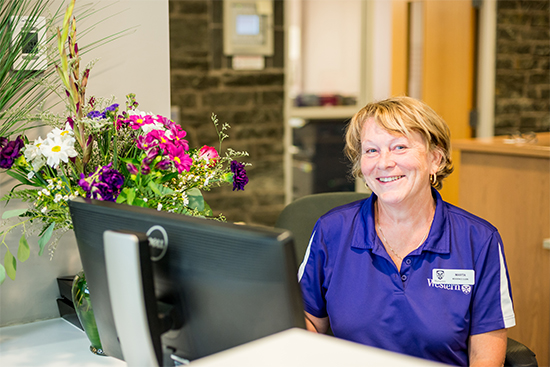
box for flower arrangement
[0,0,249,284]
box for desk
[0,319,448,367]
[454,133,550,367]
[190,328,448,367]
[0,318,125,367]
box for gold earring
[430,174,437,186]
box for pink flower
[136,134,158,151]
[167,124,189,151]
[169,145,192,173]
[128,114,155,130]
[156,115,172,128]
[198,146,219,163]
[148,129,172,151]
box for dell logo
[146,225,168,261]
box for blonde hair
[344,96,453,189]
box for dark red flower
[230,160,248,191]
[0,136,24,169]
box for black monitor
[69,197,305,364]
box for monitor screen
[69,197,305,362]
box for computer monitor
[69,197,306,364]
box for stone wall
[169,0,285,226]
[495,0,550,135]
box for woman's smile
[377,175,405,183]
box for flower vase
[71,270,106,356]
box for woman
[298,97,516,366]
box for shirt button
[405,259,412,265]
[401,275,407,281]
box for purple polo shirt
[298,189,515,366]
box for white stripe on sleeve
[498,242,516,328]
[297,230,316,282]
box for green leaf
[133,198,148,208]
[203,201,213,217]
[17,234,30,262]
[187,188,205,212]
[148,181,162,196]
[116,191,126,204]
[159,172,178,183]
[126,188,135,206]
[4,250,16,280]
[0,264,6,285]
[1,208,27,219]
[6,170,36,186]
[38,222,55,256]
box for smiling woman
[298,96,515,367]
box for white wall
[0,0,170,327]
[301,0,362,96]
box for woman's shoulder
[442,200,499,236]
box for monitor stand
[104,230,174,366]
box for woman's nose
[377,150,395,169]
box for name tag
[432,269,475,285]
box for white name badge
[432,269,475,285]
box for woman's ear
[430,147,444,174]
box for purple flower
[155,159,171,170]
[0,136,24,169]
[78,173,92,192]
[143,146,160,165]
[126,163,139,175]
[104,104,119,112]
[87,110,103,119]
[141,163,151,175]
[78,163,124,202]
[66,116,75,130]
[230,160,248,191]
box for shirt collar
[351,188,450,255]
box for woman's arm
[304,311,329,334]
[468,328,507,367]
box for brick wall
[169,0,285,226]
[494,0,550,135]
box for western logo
[461,285,472,295]
[436,270,445,280]
[427,279,473,295]
[146,225,168,261]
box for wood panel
[457,136,550,367]
[422,0,475,206]
[390,0,475,206]
[391,0,408,97]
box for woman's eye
[394,145,407,151]
[363,148,377,154]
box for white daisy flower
[47,127,74,144]
[24,137,44,161]
[40,136,78,168]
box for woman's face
[360,118,441,207]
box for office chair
[505,338,538,367]
[275,192,538,367]
[275,191,371,264]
